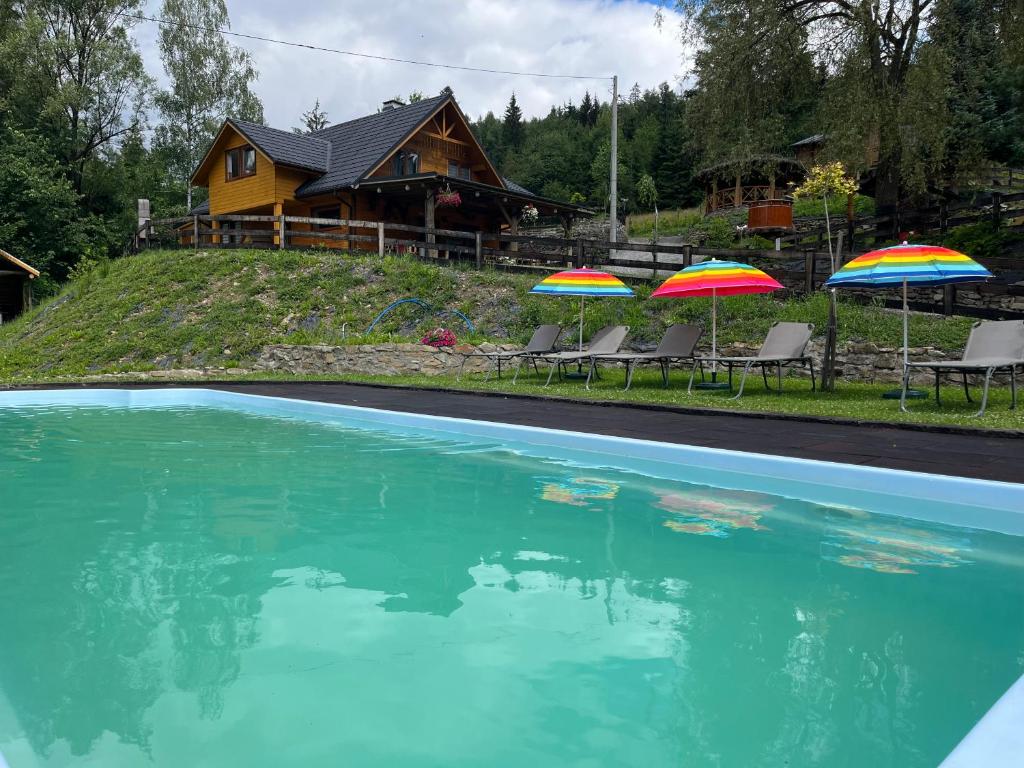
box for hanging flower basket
[421,327,457,348]
[521,204,539,225]
[435,184,462,208]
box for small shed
[0,249,39,323]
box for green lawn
[323,369,1023,431]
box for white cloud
[135,0,689,129]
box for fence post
[574,238,584,268]
[651,247,659,280]
[683,244,692,268]
[475,232,483,269]
[278,213,286,250]
[378,222,385,257]
[804,250,815,294]
[192,215,199,251]
[943,284,955,316]
[992,192,1003,227]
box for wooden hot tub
[747,200,794,232]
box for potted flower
[421,327,457,348]
[521,204,539,225]
[435,184,462,208]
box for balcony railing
[706,186,791,213]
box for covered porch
[0,249,39,324]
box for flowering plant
[521,204,539,225]
[421,327,457,347]
[435,185,462,208]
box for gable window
[392,151,420,176]
[226,145,256,180]
[447,161,472,181]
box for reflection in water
[822,521,973,574]
[0,406,1020,768]
[655,487,774,537]
[539,476,620,507]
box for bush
[942,222,1013,261]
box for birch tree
[154,0,263,211]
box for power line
[119,12,610,81]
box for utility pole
[610,74,618,249]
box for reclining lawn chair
[458,324,561,381]
[524,325,630,386]
[900,319,1024,417]
[688,321,815,399]
[586,324,703,391]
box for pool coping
[2,385,1022,767]
[9,378,1024,438]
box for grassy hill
[0,248,975,381]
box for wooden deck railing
[134,212,1024,321]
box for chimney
[382,98,404,111]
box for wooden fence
[135,212,1024,320]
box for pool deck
[42,381,1018,484]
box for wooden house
[187,92,589,248]
[0,249,38,324]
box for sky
[134,0,689,129]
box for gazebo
[0,249,38,324]
[696,155,806,232]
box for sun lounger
[458,324,561,381]
[586,324,703,391]
[527,325,630,386]
[901,319,1024,416]
[688,321,816,399]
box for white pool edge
[2,385,1023,766]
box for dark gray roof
[502,177,535,197]
[230,119,331,173]
[792,134,826,148]
[188,198,210,215]
[295,95,448,198]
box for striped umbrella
[652,260,782,380]
[531,267,634,352]
[826,244,992,371]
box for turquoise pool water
[1,402,1022,768]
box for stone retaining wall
[254,340,1011,386]
[255,343,517,377]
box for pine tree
[297,99,329,133]
[502,93,524,150]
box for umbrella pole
[694,286,730,390]
[711,288,717,381]
[884,276,926,400]
[903,278,909,370]
[579,295,585,353]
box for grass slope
[0,248,975,381]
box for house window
[393,151,420,176]
[226,145,256,180]
[312,205,341,229]
[447,161,471,181]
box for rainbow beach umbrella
[652,260,782,383]
[531,267,634,352]
[826,244,992,374]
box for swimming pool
[1,389,1022,767]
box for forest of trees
[1,0,1022,288]
[474,0,1024,221]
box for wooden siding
[203,127,315,215]
[207,131,276,215]
[370,102,503,186]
